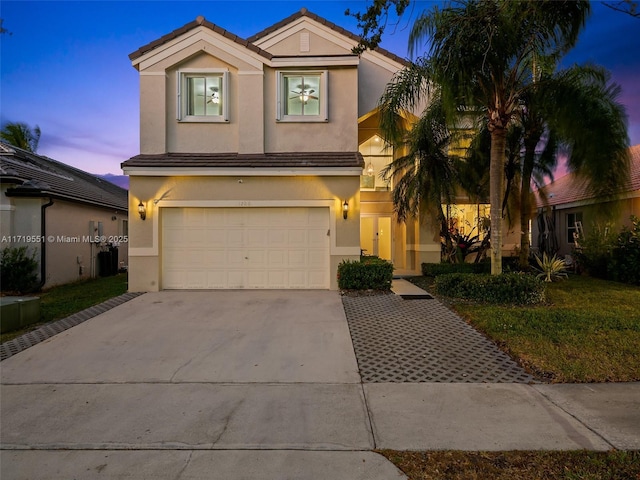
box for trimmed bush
[434,272,546,305]
[422,262,489,276]
[338,257,393,290]
[1,246,39,293]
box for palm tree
[408,0,591,274]
[514,64,629,268]
[1,122,41,152]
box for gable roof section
[536,144,640,208]
[247,8,407,67]
[0,142,128,210]
[129,9,406,70]
[129,16,272,63]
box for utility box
[0,297,41,333]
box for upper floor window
[276,71,328,122]
[177,69,229,122]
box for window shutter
[275,72,282,121]
[176,71,182,120]
[223,71,230,122]
[321,70,328,121]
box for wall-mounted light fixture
[138,201,146,221]
[342,200,349,220]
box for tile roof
[129,16,273,62]
[536,144,640,208]
[122,152,364,169]
[0,142,128,210]
[247,8,408,67]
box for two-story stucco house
[122,9,442,291]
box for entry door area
[162,207,330,289]
[360,216,392,260]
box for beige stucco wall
[0,193,128,289]
[128,174,360,291]
[138,38,265,156]
[43,201,128,288]
[264,66,358,153]
[262,28,349,57]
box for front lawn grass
[410,274,640,383]
[379,450,640,480]
[1,273,128,343]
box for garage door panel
[268,250,286,265]
[162,207,329,289]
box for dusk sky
[1,1,639,178]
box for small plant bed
[378,450,640,480]
[0,274,128,344]
[410,274,640,383]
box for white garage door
[162,207,330,289]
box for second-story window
[276,71,328,122]
[177,69,229,122]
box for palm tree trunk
[519,143,536,269]
[490,127,506,275]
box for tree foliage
[1,121,41,152]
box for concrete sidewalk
[1,290,639,479]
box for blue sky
[1,0,639,176]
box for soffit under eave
[132,27,267,72]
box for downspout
[39,198,54,289]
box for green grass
[1,274,128,343]
[410,274,640,383]
[379,450,640,480]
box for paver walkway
[343,294,537,383]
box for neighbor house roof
[247,8,408,67]
[122,152,364,169]
[536,144,640,208]
[0,142,128,211]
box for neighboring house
[0,142,129,288]
[123,9,453,291]
[532,144,640,257]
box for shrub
[338,257,393,290]
[1,246,39,293]
[434,272,546,305]
[609,215,640,285]
[422,262,489,276]
[574,223,616,279]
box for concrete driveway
[3,290,637,479]
[0,291,404,479]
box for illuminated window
[177,70,229,122]
[277,71,327,122]
[359,135,393,191]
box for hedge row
[434,272,546,305]
[337,257,393,290]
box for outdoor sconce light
[138,201,146,221]
[343,200,349,220]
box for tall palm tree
[408,0,591,274]
[0,122,41,152]
[514,64,629,268]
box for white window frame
[276,70,328,122]
[177,68,229,123]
